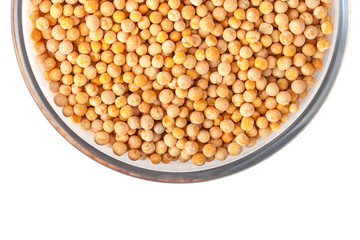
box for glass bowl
[12,0,350,182]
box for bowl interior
[20,1,338,174]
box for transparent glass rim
[12,0,350,183]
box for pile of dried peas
[29,0,333,166]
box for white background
[1,1,359,239]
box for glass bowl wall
[12,0,350,182]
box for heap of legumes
[28,0,333,166]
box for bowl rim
[12,0,350,183]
